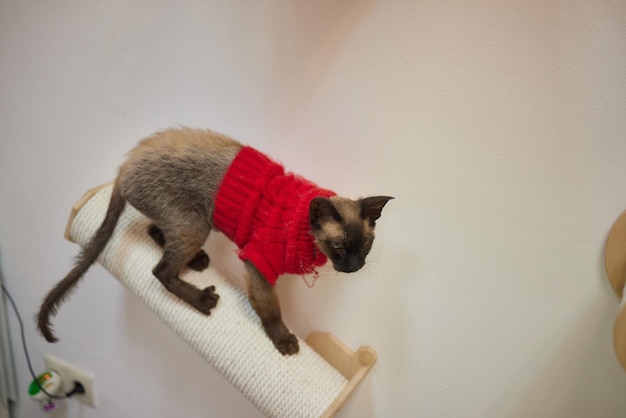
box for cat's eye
[331,240,344,249]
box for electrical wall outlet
[44,355,97,407]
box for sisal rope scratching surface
[69,184,348,418]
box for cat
[37,128,393,355]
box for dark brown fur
[37,128,392,355]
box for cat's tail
[37,181,126,342]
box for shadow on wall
[211,0,374,121]
[266,0,375,127]
[271,3,374,83]
[506,291,619,417]
[492,246,625,418]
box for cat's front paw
[274,333,299,356]
[194,286,219,314]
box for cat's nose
[344,257,363,273]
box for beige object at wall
[605,210,626,372]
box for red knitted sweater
[213,146,336,285]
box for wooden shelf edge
[306,332,377,418]
[64,182,113,242]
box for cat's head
[309,196,393,273]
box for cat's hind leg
[151,224,219,315]
[148,224,210,271]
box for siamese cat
[37,128,392,355]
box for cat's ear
[310,197,342,229]
[360,196,394,224]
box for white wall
[1,1,626,417]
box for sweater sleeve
[238,241,281,285]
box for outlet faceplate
[44,355,97,407]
